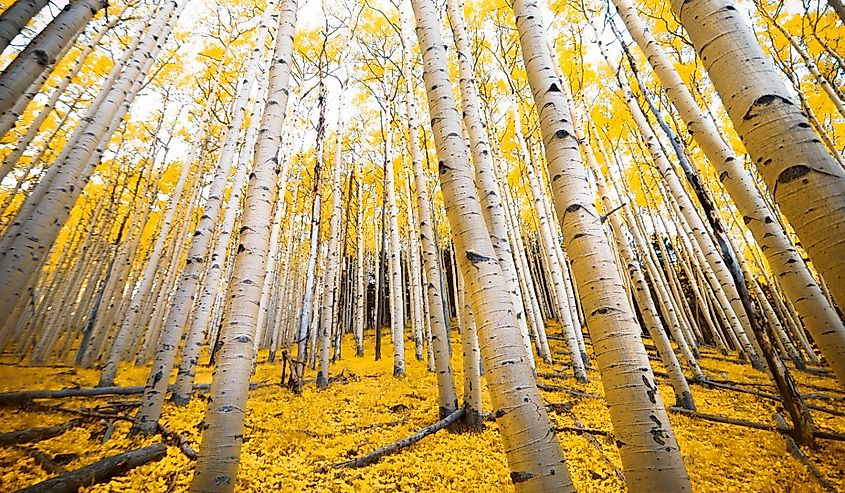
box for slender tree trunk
[0,0,106,115]
[317,84,347,389]
[398,10,458,416]
[511,0,691,489]
[384,120,405,378]
[130,2,275,434]
[190,2,296,490]
[613,0,845,385]
[673,0,845,335]
[0,0,50,54]
[411,0,573,488]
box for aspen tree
[0,11,120,183]
[292,80,327,391]
[511,0,691,488]
[445,0,534,369]
[354,157,366,357]
[611,0,845,385]
[591,32,763,369]
[512,98,586,379]
[96,71,223,386]
[170,90,264,403]
[317,83,347,389]
[484,119,552,362]
[404,175,425,361]
[0,0,188,333]
[131,1,276,433]
[383,120,406,378]
[191,2,296,489]
[457,271,482,430]
[0,0,50,54]
[0,0,107,115]
[397,7,459,416]
[673,0,845,332]
[411,0,573,488]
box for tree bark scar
[437,160,451,175]
[642,374,658,404]
[510,471,535,483]
[466,250,491,264]
[776,165,811,184]
[648,414,666,445]
[33,49,49,65]
[742,94,792,121]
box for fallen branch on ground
[0,382,271,406]
[547,399,624,481]
[669,407,845,442]
[14,446,67,474]
[773,413,835,492]
[319,408,465,471]
[14,443,167,493]
[0,418,85,445]
[157,423,197,460]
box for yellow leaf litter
[0,331,843,492]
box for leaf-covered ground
[0,332,843,492]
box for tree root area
[1,333,843,492]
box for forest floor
[0,330,843,492]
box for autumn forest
[0,0,843,490]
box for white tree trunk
[0,0,50,54]
[130,1,276,434]
[673,0,845,362]
[511,0,691,488]
[190,2,296,489]
[0,0,106,115]
[411,0,573,488]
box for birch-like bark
[512,0,691,489]
[398,8,458,416]
[0,0,106,114]
[384,122,405,378]
[0,11,120,183]
[0,0,187,332]
[292,80,327,391]
[190,2,296,490]
[613,0,845,384]
[0,0,50,54]
[513,100,586,380]
[445,0,535,370]
[130,1,275,434]
[412,0,573,488]
[170,91,263,404]
[673,0,845,341]
[317,85,347,389]
[354,159,366,357]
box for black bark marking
[776,165,810,184]
[466,251,491,264]
[742,94,792,120]
[510,471,535,483]
[648,415,666,445]
[642,374,658,404]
